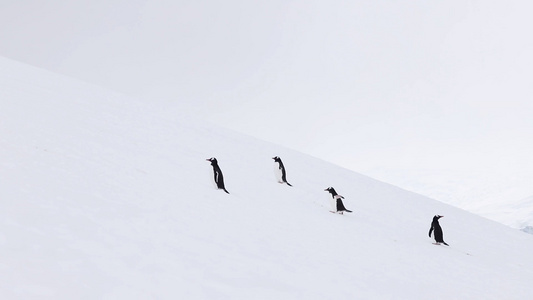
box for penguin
[429,215,449,246]
[272,156,292,186]
[206,157,229,194]
[324,187,352,214]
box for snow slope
[365,168,533,233]
[2,0,533,242]
[516,196,533,233]
[474,195,533,234]
[1,56,533,299]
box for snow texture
[1,56,533,299]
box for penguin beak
[206,158,211,161]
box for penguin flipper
[285,182,293,187]
[344,209,352,213]
[223,188,230,194]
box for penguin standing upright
[206,157,229,194]
[272,156,292,186]
[429,215,449,246]
[324,187,352,214]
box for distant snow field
[1,56,533,299]
[362,168,533,234]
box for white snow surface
[1,56,533,299]
[478,195,533,232]
[365,168,533,232]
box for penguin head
[324,187,337,196]
[206,157,218,165]
[433,215,444,221]
[272,156,281,162]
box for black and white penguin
[324,187,352,214]
[429,215,449,246]
[272,156,292,186]
[206,157,229,194]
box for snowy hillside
[1,56,533,299]
[474,195,533,234]
[516,197,533,234]
[364,168,533,233]
[517,196,533,233]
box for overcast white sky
[1,0,532,211]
